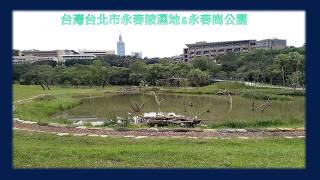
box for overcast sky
[13,11,305,58]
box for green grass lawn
[13,84,120,101]
[13,83,304,101]
[13,131,305,168]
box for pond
[58,93,305,123]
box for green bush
[37,122,49,126]
[215,82,248,90]
[277,91,305,96]
[120,115,130,128]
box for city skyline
[13,11,305,58]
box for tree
[215,71,227,80]
[159,58,170,65]
[188,69,209,87]
[192,57,212,71]
[13,64,31,83]
[90,60,106,87]
[288,52,304,87]
[32,60,57,67]
[129,61,147,74]
[20,65,54,90]
[13,49,20,56]
[13,47,305,88]
[208,63,221,76]
[288,71,304,88]
[265,64,281,85]
[129,73,145,85]
[217,53,240,72]
[274,53,290,86]
[108,67,130,85]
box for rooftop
[186,39,256,47]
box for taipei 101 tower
[117,33,125,56]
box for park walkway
[13,119,305,139]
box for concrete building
[256,38,287,49]
[13,56,58,64]
[21,49,75,62]
[13,56,38,64]
[61,54,97,61]
[117,34,125,56]
[79,49,115,57]
[131,51,142,58]
[170,55,183,63]
[183,40,257,62]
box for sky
[13,11,305,58]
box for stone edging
[13,118,305,133]
[12,127,306,140]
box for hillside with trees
[13,47,305,88]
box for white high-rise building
[131,51,142,58]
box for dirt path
[13,94,52,111]
[14,94,50,105]
[13,120,305,139]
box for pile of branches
[130,102,144,112]
[121,86,139,92]
[252,98,272,112]
[145,116,202,127]
[216,90,237,96]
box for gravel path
[13,121,305,139]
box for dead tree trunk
[44,81,50,90]
[228,92,233,113]
[255,98,272,112]
[151,91,167,112]
[251,100,255,111]
[37,80,46,90]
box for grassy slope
[14,83,304,101]
[13,85,120,123]
[13,84,120,101]
[162,82,304,100]
[14,96,78,124]
[13,131,305,168]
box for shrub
[103,116,119,127]
[120,115,130,128]
[37,122,49,126]
[277,91,305,96]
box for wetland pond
[58,93,305,124]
